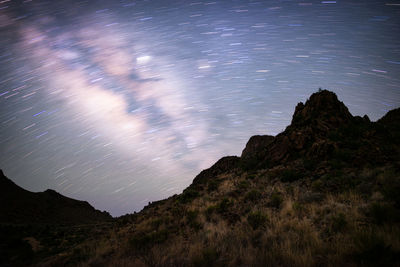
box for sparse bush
[311,179,323,191]
[322,171,356,192]
[129,229,169,250]
[328,130,341,142]
[192,247,219,267]
[332,148,352,162]
[151,218,163,230]
[235,180,250,194]
[171,205,185,217]
[240,158,260,171]
[179,189,199,204]
[330,213,347,233]
[269,192,283,209]
[247,172,257,180]
[247,211,268,230]
[245,190,262,202]
[280,169,303,182]
[205,205,217,221]
[368,202,398,225]
[292,202,304,212]
[186,210,202,230]
[216,198,231,214]
[352,229,398,266]
[380,169,400,208]
[207,179,220,192]
[68,246,89,264]
[303,158,316,171]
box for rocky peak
[378,107,400,141]
[191,156,240,187]
[290,90,353,130]
[241,135,274,160]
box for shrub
[171,205,185,217]
[151,218,163,230]
[352,229,398,266]
[328,130,341,142]
[247,172,257,180]
[236,180,250,193]
[205,205,217,221]
[129,229,169,250]
[380,169,400,208]
[330,213,347,233]
[192,247,219,267]
[311,179,323,191]
[245,190,262,202]
[322,171,356,192]
[247,211,268,230]
[68,247,89,264]
[179,189,199,204]
[303,158,316,171]
[292,202,304,212]
[216,198,231,214]
[328,159,344,169]
[207,180,220,192]
[186,210,202,230]
[269,192,283,209]
[332,148,352,162]
[368,202,398,225]
[280,169,303,182]
[240,158,260,171]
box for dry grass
[49,166,400,267]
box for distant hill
[3,90,400,266]
[0,170,112,224]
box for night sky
[1,0,399,216]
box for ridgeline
[2,90,399,266]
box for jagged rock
[241,135,274,159]
[290,90,353,129]
[308,140,336,158]
[237,90,400,169]
[378,107,400,142]
[192,156,240,187]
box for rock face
[289,89,353,129]
[192,156,240,187]
[0,170,112,224]
[238,90,399,169]
[185,90,399,189]
[378,107,400,140]
[241,135,275,160]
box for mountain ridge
[0,170,112,224]
[189,90,399,188]
[2,89,400,267]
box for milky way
[1,0,399,216]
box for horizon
[1,0,400,217]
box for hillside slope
[0,170,112,224]
[7,90,400,266]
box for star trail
[1,0,399,216]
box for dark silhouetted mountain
[0,170,112,224]
[237,90,399,171]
